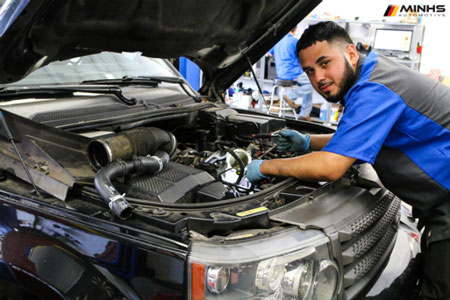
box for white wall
[304,0,450,75]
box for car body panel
[0,173,420,300]
[0,0,321,95]
[0,188,188,299]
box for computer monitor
[373,29,413,53]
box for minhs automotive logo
[384,4,446,17]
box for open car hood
[0,0,320,96]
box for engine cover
[115,162,218,203]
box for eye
[320,61,329,67]
[305,69,314,76]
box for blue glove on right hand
[246,159,269,184]
[275,129,311,152]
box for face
[299,40,359,103]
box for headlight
[255,258,285,294]
[207,266,230,294]
[315,260,340,300]
[281,260,314,299]
[188,228,341,300]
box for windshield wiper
[137,76,199,100]
[0,85,137,105]
[80,76,160,86]
[82,76,199,101]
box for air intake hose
[94,151,170,219]
[88,127,176,169]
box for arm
[260,151,356,182]
[250,82,406,184]
[309,134,333,151]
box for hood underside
[0,0,320,95]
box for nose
[314,69,326,83]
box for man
[428,68,450,86]
[270,26,313,119]
[247,21,450,300]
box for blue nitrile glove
[246,159,269,184]
[275,129,311,152]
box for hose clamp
[150,155,164,173]
[109,193,126,210]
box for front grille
[341,192,401,288]
[348,194,394,236]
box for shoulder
[286,33,298,43]
[348,80,399,100]
[344,80,406,112]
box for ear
[345,44,359,68]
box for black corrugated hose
[94,151,169,219]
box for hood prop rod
[246,57,270,111]
[0,111,40,195]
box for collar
[340,54,366,106]
[355,54,366,80]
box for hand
[428,69,441,81]
[275,129,310,152]
[246,159,268,183]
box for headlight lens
[207,266,230,294]
[255,258,285,294]
[281,260,314,299]
[314,260,339,300]
[188,228,340,300]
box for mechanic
[247,21,450,300]
[270,26,313,120]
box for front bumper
[355,224,421,300]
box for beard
[323,59,357,104]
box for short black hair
[297,21,354,55]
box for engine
[87,107,288,204]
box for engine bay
[0,103,312,214]
[85,106,291,206]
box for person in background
[428,69,450,86]
[270,26,313,120]
[248,21,450,300]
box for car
[0,1,421,300]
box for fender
[0,200,186,299]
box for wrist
[304,134,311,151]
[257,160,269,179]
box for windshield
[4,51,178,86]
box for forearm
[309,133,333,151]
[260,153,330,181]
[259,151,355,182]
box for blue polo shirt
[270,33,304,80]
[323,51,450,241]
